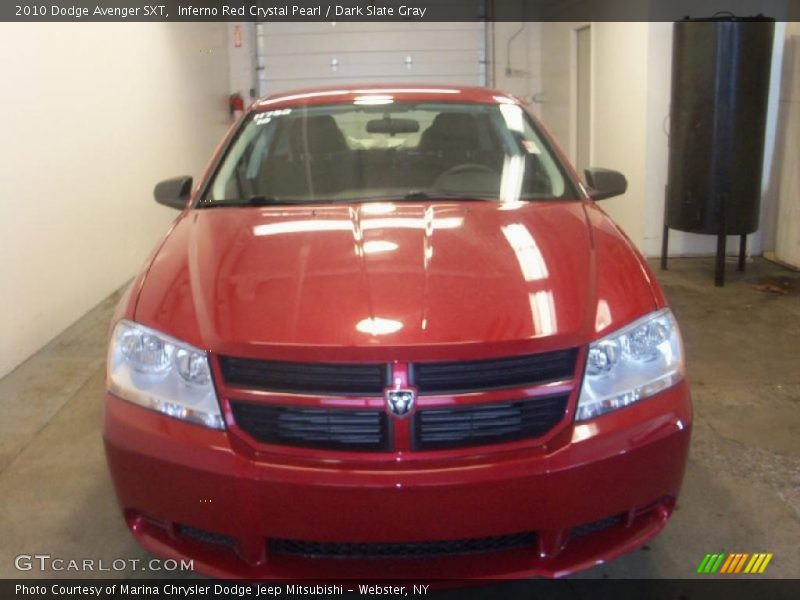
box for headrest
[290,115,348,155]
[418,112,480,152]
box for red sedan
[103,84,691,579]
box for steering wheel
[437,163,497,178]
[433,163,500,193]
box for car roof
[253,83,521,110]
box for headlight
[107,320,224,429]
[577,308,684,421]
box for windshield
[201,101,579,206]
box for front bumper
[103,380,691,579]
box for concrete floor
[0,257,798,580]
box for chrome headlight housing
[577,308,684,421]
[107,320,224,429]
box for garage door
[256,21,488,96]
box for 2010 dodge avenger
[103,85,692,579]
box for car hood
[134,201,657,361]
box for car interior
[216,106,564,202]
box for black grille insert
[218,349,578,396]
[177,525,235,549]
[413,349,578,394]
[230,401,391,451]
[269,532,535,559]
[218,356,388,396]
[571,514,624,538]
[413,394,569,450]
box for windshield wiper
[401,191,497,202]
[201,192,502,208]
[202,196,301,207]
[243,195,283,206]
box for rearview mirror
[584,168,627,201]
[366,117,420,135]
[154,176,193,210]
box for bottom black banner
[3,580,800,600]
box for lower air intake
[269,532,536,559]
[177,525,235,549]
[571,514,624,537]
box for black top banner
[1,0,795,22]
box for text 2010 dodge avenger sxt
[103,85,691,579]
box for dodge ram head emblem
[386,388,415,417]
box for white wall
[540,22,582,157]
[228,22,258,105]
[492,22,544,116]
[541,22,650,249]
[591,22,650,248]
[0,23,230,378]
[772,22,800,267]
[540,19,787,257]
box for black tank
[665,16,774,235]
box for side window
[475,113,500,152]
[210,119,266,200]
[245,126,276,179]
[520,116,565,197]
[334,111,427,149]
[271,121,291,157]
[405,111,435,148]
[331,113,363,147]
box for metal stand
[714,234,726,286]
[713,194,748,286]
[715,200,727,286]
[660,191,748,287]
[738,234,747,271]
[660,189,670,271]
[713,232,748,286]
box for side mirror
[154,176,193,210]
[584,168,627,201]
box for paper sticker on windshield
[522,140,541,154]
[254,109,291,125]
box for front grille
[412,348,578,394]
[218,356,388,395]
[413,394,569,450]
[269,532,536,559]
[230,401,390,451]
[218,349,578,397]
[571,514,624,538]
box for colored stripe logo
[697,553,773,574]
